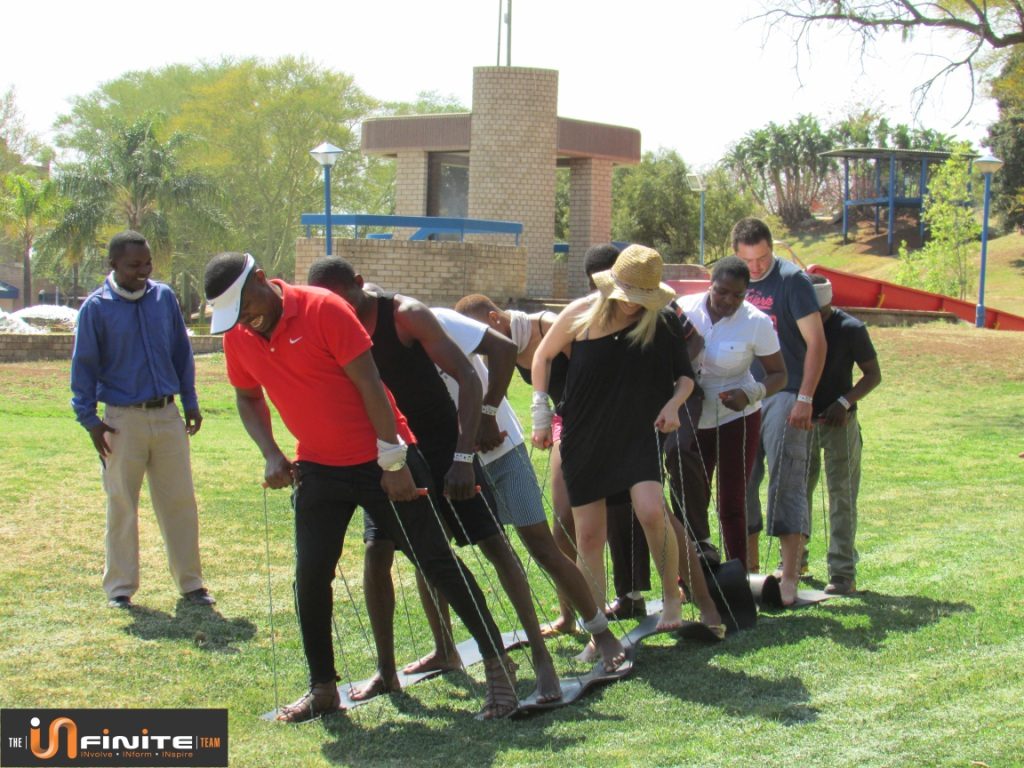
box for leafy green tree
[701,166,759,262]
[55,64,473,279]
[53,113,222,279]
[612,148,696,261]
[987,47,1024,232]
[380,90,466,116]
[830,108,954,151]
[55,64,224,158]
[726,114,835,229]
[1,174,60,306]
[894,145,979,299]
[1,87,44,174]
[170,57,377,275]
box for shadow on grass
[1011,258,1024,274]
[316,671,597,767]
[638,641,817,724]
[124,601,256,654]
[282,591,972,765]
[750,588,973,653]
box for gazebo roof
[820,147,964,162]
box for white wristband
[796,393,813,405]
[453,452,475,463]
[837,395,852,410]
[530,391,554,430]
[481,404,498,417]
[377,436,408,471]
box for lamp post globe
[310,142,343,256]
[974,154,1003,328]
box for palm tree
[1,174,60,308]
[54,113,223,279]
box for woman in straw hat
[531,244,725,637]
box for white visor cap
[208,253,255,334]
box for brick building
[356,66,641,300]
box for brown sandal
[478,656,519,720]
[276,682,343,723]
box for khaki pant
[101,403,204,599]
[806,413,863,581]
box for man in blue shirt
[734,218,826,606]
[71,231,214,609]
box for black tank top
[515,312,570,403]
[370,292,458,447]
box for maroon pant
[696,410,761,565]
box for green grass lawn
[2,324,1023,767]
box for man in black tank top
[308,257,561,714]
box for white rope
[262,487,281,714]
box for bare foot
[574,639,599,663]
[779,577,798,607]
[533,656,562,704]
[655,598,683,632]
[347,671,400,702]
[480,656,518,720]
[276,683,342,722]
[402,650,460,675]
[540,615,579,638]
[592,629,627,672]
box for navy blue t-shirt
[813,308,877,416]
[744,258,820,392]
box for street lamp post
[686,173,706,266]
[974,153,1003,328]
[310,142,343,256]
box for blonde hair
[571,293,660,349]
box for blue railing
[301,214,522,246]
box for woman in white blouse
[680,256,787,570]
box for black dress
[560,309,693,507]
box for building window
[427,152,469,220]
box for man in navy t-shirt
[806,274,881,595]
[733,218,826,606]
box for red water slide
[666,269,1024,332]
[805,265,1024,331]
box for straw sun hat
[591,244,676,310]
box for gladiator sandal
[479,656,519,720]
[275,682,342,723]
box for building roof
[820,147,963,162]
[362,114,641,165]
[0,280,19,299]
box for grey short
[478,444,547,529]
[745,390,811,537]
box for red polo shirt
[224,281,415,466]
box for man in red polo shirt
[203,252,512,722]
